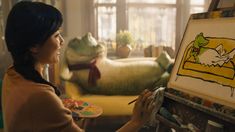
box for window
[94,0,211,58]
[94,0,116,41]
[127,2,176,49]
[96,0,116,3]
[190,0,207,14]
[127,0,176,4]
[97,6,116,41]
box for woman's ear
[30,46,39,53]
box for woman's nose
[59,34,64,46]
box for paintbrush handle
[128,98,138,105]
[127,87,163,105]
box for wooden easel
[154,1,235,131]
[208,0,220,11]
[208,0,235,11]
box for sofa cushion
[64,81,137,116]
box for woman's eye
[54,29,63,38]
[55,33,61,37]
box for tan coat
[2,67,82,132]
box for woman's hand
[131,89,155,126]
[116,89,155,132]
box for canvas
[168,11,235,108]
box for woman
[2,1,154,132]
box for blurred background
[0,0,214,79]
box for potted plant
[116,30,134,58]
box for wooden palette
[62,98,103,118]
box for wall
[0,0,12,79]
[63,0,94,42]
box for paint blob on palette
[62,98,103,118]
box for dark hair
[5,1,63,96]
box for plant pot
[116,45,132,58]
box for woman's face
[32,30,64,65]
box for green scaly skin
[191,33,209,63]
[61,33,173,95]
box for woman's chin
[49,57,60,64]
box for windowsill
[107,50,145,60]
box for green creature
[191,32,209,63]
[61,33,173,95]
[190,33,235,66]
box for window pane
[190,0,204,5]
[96,0,116,3]
[190,7,205,14]
[98,6,116,41]
[128,7,176,49]
[127,0,176,4]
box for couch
[63,80,137,116]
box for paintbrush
[128,98,138,105]
[127,86,161,105]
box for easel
[208,0,220,11]
[208,0,235,11]
[155,1,235,131]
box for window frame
[93,0,211,53]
